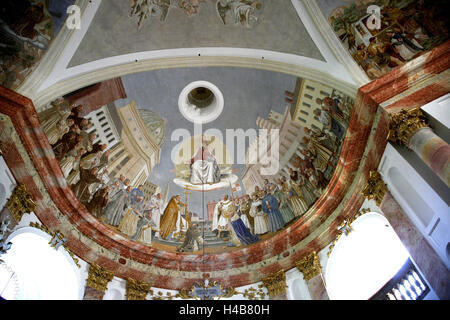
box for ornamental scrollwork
[361,170,388,206]
[126,278,151,300]
[296,251,322,281]
[387,108,429,147]
[143,279,267,300]
[261,270,286,298]
[86,263,114,293]
[6,183,36,223]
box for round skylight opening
[178,81,224,124]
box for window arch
[0,228,82,300]
[325,212,410,300]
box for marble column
[296,251,329,300]
[388,108,450,187]
[83,263,114,300]
[261,270,288,300]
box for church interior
[0,0,449,301]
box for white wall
[378,143,450,269]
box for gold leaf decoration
[126,278,151,300]
[86,263,114,293]
[361,170,388,206]
[296,251,322,281]
[387,108,429,146]
[261,270,287,298]
[6,183,36,222]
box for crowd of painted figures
[39,98,110,203]
[210,95,350,248]
[330,0,449,79]
[40,98,183,247]
[39,91,350,251]
[38,98,195,249]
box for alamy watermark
[366,5,381,30]
[66,5,81,30]
[171,123,280,176]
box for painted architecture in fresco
[327,0,450,79]
[36,73,354,254]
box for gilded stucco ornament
[177,279,236,300]
[149,280,267,300]
[6,183,36,222]
[327,208,371,257]
[261,270,287,298]
[29,222,80,268]
[387,108,429,147]
[361,170,388,206]
[296,251,322,281]
[126,278,151,300]
[86,263,114,293]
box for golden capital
[361,170,388,206]
[387,108,429,146]
[6,183,36,222]
[126,278,151,300]
[261,270,287,298]
[86,263,114,293]
[296,251,322,281]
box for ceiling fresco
[36,66,355,255]
[0,0,75,90]
[316,0,450,79]
[68,0,324,67]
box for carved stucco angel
[216,0,262,28]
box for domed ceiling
[68,0,324,67]
[8,0,436,289]
[37,65,354,255]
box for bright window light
[1,232,80,300]
[325,213,409,300]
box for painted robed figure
[159,195,190,240]
[189,135,221,185]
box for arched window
[0,229,81,300]
[325,212,410,300]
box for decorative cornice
[296,251,322,281]
[5,184,36,222]
[86,263,114,293]
[361,170,388,207]
[387,108,429,147]
[126,278,151,300]
[261,270,287,298]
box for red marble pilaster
[380,191,450,300]
[83,286,105,300]
[306,275,329,300]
